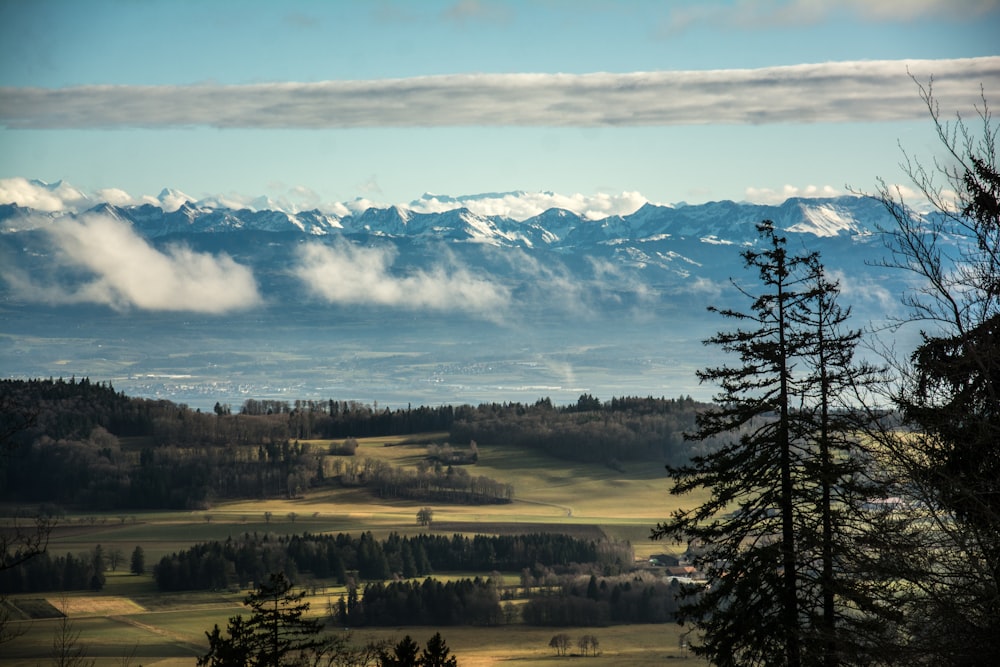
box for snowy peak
[0,187,897,249]
[157,187,193,212]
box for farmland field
[2,436,709,665]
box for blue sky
[1,0,999,216]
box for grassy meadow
[2,436,710,665]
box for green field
[2,437,709,665]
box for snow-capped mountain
[0,191,888,246]
[0,184,932,410]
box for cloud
[93,187,140,207]
[661,0,998,32]
[744,184,843,204]
[490,247,602,318]
[292,241,510,317]
[3,213,261,313]
[409,190,651,220]
[0,177,656,221]
[826,268,897,313]
[0,177,90,212]
[586,256,656,304]
[2,58,996,129]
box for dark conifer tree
[652,221,884,666]
[129,546,145,576]
[381,634,420,667]
[792,258,894,665]
[652,221,814,666]
[419,632,457,667]
[199,572,322,667]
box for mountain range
[1,187,892,245]
[0,185,925,409]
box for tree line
[342,577,503,627]
[336,569,682,629]
[334,455,513,504]
[1,377,703,512]
[521,574,680,626]
[152,531,625,592]
[449,395,707,466]
[0,544,112,594]
[198,572,460,667]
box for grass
[4,435,711,664]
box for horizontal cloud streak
[2,58,996,129]
[2,213,261,313]
[661,0,999,33]
[293,241,510,317]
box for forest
[0,377,703,511]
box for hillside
[0,378,705,514]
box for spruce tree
[381,634,420,667]
[652,221,884,666]
[199,572,322,667]
[129,546,145,575]
[791,258,894,665]
[653,221,815,666]
[419,632,457,667]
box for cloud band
[2,58,997,129]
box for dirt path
[108,614,204,655]
[515,497,574,517]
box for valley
[1,435,703,665]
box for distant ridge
[1,192,896,248]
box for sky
[1,0,999,218]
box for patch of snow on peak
[392,205,412,223]
[157,187,193,213]
[788,204,857,237]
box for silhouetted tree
[380,634,420,667]
[419,632,457,667]
[129,546,145,576]
[865,76,1000,665]
[50,613,94,667]
[199,572,322,667]
[548,633,570,657]
[653,222,887,665]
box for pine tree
[791,258,894,665]
[419,632,457,667]
[129,546,145,576]
[652,221,885,665]
[381,634,420,667]
[89,545,105,591]
[199,616,254,667]
[245,572,323,667]
[199,572,322,667]
[652,221,815,666]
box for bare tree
[548,633,570,657]
[864,76,1000,665]
[51,613,94,667]
[578,634,599,657]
